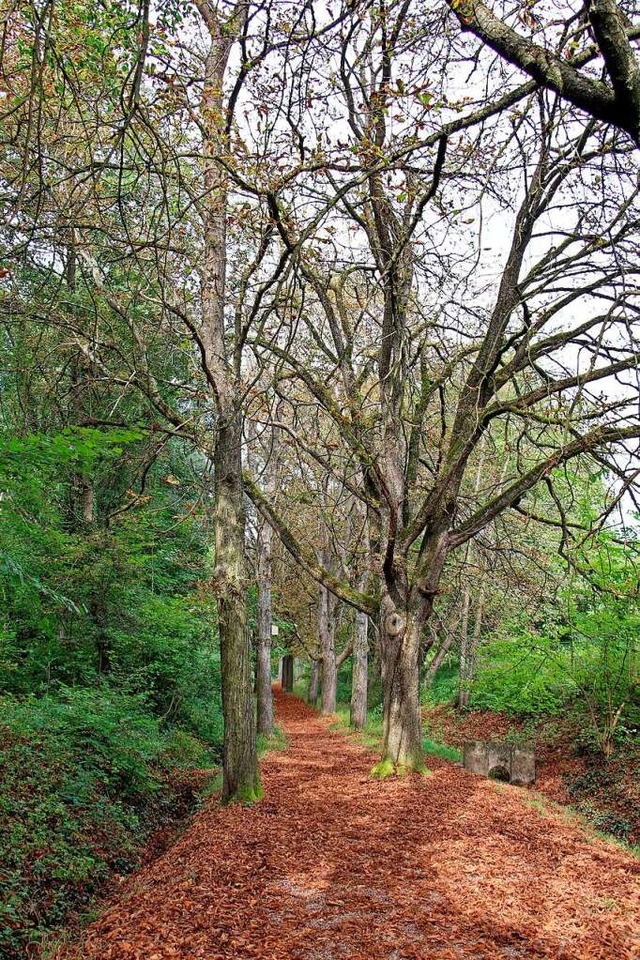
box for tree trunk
[376,593,426,773]
[319,583,338,714]
[198,6,260,804]
[458,584,472,709]
[256,519,273,735]
[459,585,483,710]
[81,481,94,524]
[215,416,260,803]
[67,242,96,531]
[308,658,320,704]
[367,618,381,704]
[281,654,294,692]
[350,610,368,729]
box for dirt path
[59,689,640,960]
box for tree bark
[215,416,260,803]
[459,587,484,710]
[376,590,427,773]
[197,3,260,804]
[82,483,94,524]
[256,518,274,735]
[308,658,320,705]
[350,609,368,729]
[318,583,338,714]
[281,654,294,692]
[67,241,96,530]
[458,584,472,709]
[367,618,381,703]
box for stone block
[510,744,536,785]
[462,739,535,785]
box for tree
[145,0,261,802]
[0,0,265,801]
[4,0,640,787]
[447,0,640,144]
[244,1,640,772]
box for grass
[523,794,549,816]
[327,706,385,750]
[422,738,462,762]
[257,724,289,757]
[292,680,308,700]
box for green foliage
[367,674,383,714]
[422,738,462,762]
[0,427,223,955]
[573,801,633,842]
[257,725,289,757]
[0,688,215,957]
[422,664,459,707]
[470,632,574,716]
[469,533,639,753]
[0,427,222,739]
[337,659,353,704]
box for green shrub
[0,688,216,958]
[574,800,633,841]
[422,665,459,706]
[470,634,574,716]
[0,430,223,956]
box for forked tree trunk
[350,610,368,729]
[215,417,260,803]
[375,519,453,772]
[375,582,431,774]
[256,519,273,735]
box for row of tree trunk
[306,577,483,723]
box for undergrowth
[422,738,462,762]
[0,688,217,959]
[257,724,289,756]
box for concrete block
[463,739,535,785]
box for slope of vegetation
[0,429,223,957]
[419,560,640,847]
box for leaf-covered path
[60,689,639,960]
